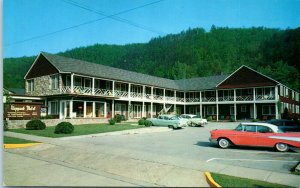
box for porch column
[104,102,107,118]
[69,100,73,119]
[92,78,95,95]
[112,100,115,118]
[128,83,131,99]
[143,85,146,99]
[254,103,257,119]
[216,90,219,121]
[128,101,131,120]
[253,87,256,101]
[275,86,280,119]
[275,102,279,119]
[184,92,186,114]
[234,89,236,102]
[83,101,87,118]
[163,89,166,102]
[71,73,74,93]
[150,102,153,118]
[142,101,145,118]
[92,102,95,118]
[151,87,154,100]
[200,104,203,118]
[234,103,237,121]
[112,81,115,97]
[200,91,202,102]
[174,104,176,114]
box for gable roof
[176,75,229,90]
[216,65,278,89]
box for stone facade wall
[26,74,63,96]
[6,118,109,129]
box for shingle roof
[41,52,228,91]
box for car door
[232,124,258,146]
[255,125,275,147]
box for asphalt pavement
[4,122,300,187]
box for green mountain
[4,26,300,91]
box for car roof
[240,122,279,132]
[181,114,196,116]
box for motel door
[133,105,142,118]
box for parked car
[179,114,208,127]
[266,119,300,132]
[209,122,300,152]
[147,115,187,129]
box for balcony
[256,95,275,100]
[236,95,253,101]
[218,96,234,101]
[186,98,200,102]
[202,97,216,102]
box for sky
[3,0,300,58]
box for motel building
[23,52,300,121]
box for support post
[71,73,74,93]
[150,102,153,118]
[254,103,257,119]
[128,101,131,120]
[112,100,115,118]
[92,78,95,95]
[216,90,219,121]
[234,103,237,121]
[92,102,95,118]
[142,101,145,118]
[83,101,86,118]
[184,92,186,114]
[112,81,115,97]
[69,100,73,119]
[128,83,131,98]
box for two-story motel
[24,52,300,121]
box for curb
[4,143,43,149]
[204,172,221,187]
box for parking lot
[4,122,300,186]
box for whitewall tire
[275,143,289,152]
[218,138,231,149]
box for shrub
[142,117,147,120]
[207,116,212,121]
[138,119,145,125]
[54,122,74,134]
[144,120,152,127]
[4,120,9,131]
[230,116,235,122]
[114,114,122,123]
[108,118,116,125]
[252,118,260,122]
[26,119,46,130]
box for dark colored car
[266,119,300,132]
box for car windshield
[170,116,179,120]
[235,124,243,131]
[192,115,202,118]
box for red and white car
[209,122,300,152]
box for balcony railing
[114,90,128,98]
[153,94,164,101]
[130,92,143,99]
[165,96,175,102]
[202,97,216,102]
[176,97,185,102]
[186,98,200,102]
[218,96,234,101]
[256,95,275,100]
[59,86,276,102]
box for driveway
[4,122,300,187]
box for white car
[180,114,208,127]
[147,115,187,129]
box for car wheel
[275,143,289,152]
[218,138,231,149]
[168,125,173,129]
[190,122,195,127]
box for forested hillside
[4,26,300,91]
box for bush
[114,114,122,123]
[142,117,147,120]
[4,120,9,131]
[207,116,212,121]
[144,120,152,127]
[54,122,74,134]
[138,119,145,125]
[230,116,235,122]
[26,119,46,130]
[108,118,116,125]
[252,118,260,122]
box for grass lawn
[4,136,39,144]
[211,172,295,188]
[9,123,145,138]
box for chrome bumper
[209,137,218,144]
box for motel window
[27,79,34,92]
[75,77,82,86]
[207,106,216,115]
[51,75,59,89]
[95,79,101,89]
[248,89,253,95]
[279,85,283,96]
[50,101,58,115]
[66,75,71,86]
[262,105,275,115]
[84,78,91,88]
[241,105,246,112]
